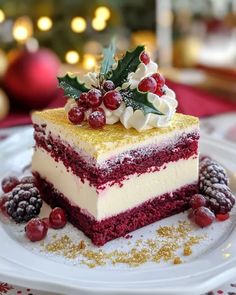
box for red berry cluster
[68,80,123,129]
[0,175,67,242]
[138,51,165,96]
[189,194,229,228]
[25,207,67,242]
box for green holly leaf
[121,88,164,116]
[57,74,89,99]
[100,40,116,76]
[109,45,144,87]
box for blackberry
[199,158,229,192]
[5,183,42,223]
[204,183,235,214]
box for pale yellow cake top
[32,108,199,160]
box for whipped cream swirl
[65,59,178,132]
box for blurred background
[0,0,236,137]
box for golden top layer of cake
[32,108,199,160]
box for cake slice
[32,108,199,246]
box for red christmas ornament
[4,48,60,109]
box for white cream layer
[32,113,199,163]
[32,148,198,221]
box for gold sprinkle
[183,246,192,256]
[41,221,204,268]
[173,257,182,264]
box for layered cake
[32,45,199,246]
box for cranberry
[103,90,122,110]
[41,217,51,228]
[49,207,67,229]
[194,207,215,228]
[88,108,106,129]
[216,213,230,221]
[77,92,88,108]
[87,89,102,108]
[1,176,19,193]
[190,194,207,210]
[155,87,164,96]
[103,80,115,92]
[68,107,85,125]
[21,176,35,184]
[151,73,165,87]
[138,77,157,93]
[140,51,150,65]
[25,218,48,242]
[0,194,9,211]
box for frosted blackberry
[5,183,43,223]
[199,158,229,192]
[204,183,235,214]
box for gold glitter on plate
[41,221,205,268]
[32,108,199,160]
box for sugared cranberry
[138,77,157,93]
[49,207,67,229]
[140,51,150,65]
[87,89,102,108]
[152,73,165,87]
[68,107,85,125]
[88,108,106,129]
[194,206,215,228]
[21,176,35,184]
[1,176,19,193]
[155,87,164,97]
[103,80,115,92]
[0,194,9,211]
[25,218,48,242]
[216,213,230,221]
[103,90,122,110]
[190,194,207,210]
[77,92,88,108]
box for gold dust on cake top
[32,108,199,160]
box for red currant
[152,73,165,87]
[138,77,157,93]
[103,80,115,92]
[49,207,67,229]
[190,194,207,210]
[103,90,122,110]
[216,213,230,221]
[140,51,150,65]
[1,176,19,193]
[88,108,106,129]
[25,218,48,242]
[68,107,85,125]
[155,87,164,97]
[194,207,215,228]
[87,89,102,108]
[21,176,35,184]
[77,92,88,108]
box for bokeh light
[83,54,96,70]
[0,9,5,23]
[12,17,33,42]
[71,17,87,33]
[65,50,80,64]
[92,18,106,31]
[95,6,111,20]
[37,16,53,31]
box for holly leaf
[57,74,89,99]
[109,45,144,87]
[121,88,164,116]
[100,40,116,76]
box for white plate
[0,127,236,295]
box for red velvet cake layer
[34,124,199,188]
[35,173,198,246]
